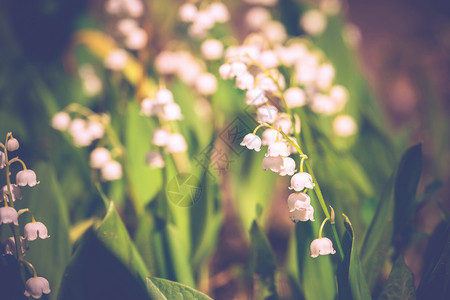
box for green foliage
[378,256,416,300]
[146,277,213,300]
[337,215,371,300]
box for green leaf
[249,220,278,300]
[146,277,213,300]
[125,101,162,207]
[21,162,71,300]
[337,215,372,300]
[417,222,450,300]
[393,143,422,239]
[378,256,416,300]
[58,202,151,300]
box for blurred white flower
[329,85,348,110]
[240,133,262,152]
[0,207,18,225]
[208,2,229,23]
[146,151,165,168]
[24,277,51,299]
[310,237,336,258]
[274,117,292,134]
[261,128,280,146]
[195,73,218,95]
[219,63,232,79]
[333,115,357,137]
[161,103,182,121]
[16,169,39,187]
[245,7,271,30]
[125,28,148,50]
[246,89,268,106]
[316,64,335,90]
[284,87,306,108]
[51,112,71,131]
[104,49,128,71]
[89,147,111,169]
[4,236,26,255]
[310,94,338,115]
[152,128,170,146]
[201,39,224,60]
[0,152,5,169]
[86,120,105,140]
[290,172,315,191]
[262,21,287,44]
[167,133,187,153]
[101,161,123,181]
[259,51,279,69]
[300,9,327,36]
[155,89,174,104]
[179,3,198,22]
[24,222,50,241]
[235,73,255,90]
[257,105,278,124]
[117,18,139,35]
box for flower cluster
[178,2,229,39]
[51,107,123,181]
[224,4,343,258]
[0,133,51,299]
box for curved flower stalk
[0,133,51,299]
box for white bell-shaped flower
[24,222,50,241]
[290,172,315,191]
[262,156,284,173]
[230,62,247,78]
[146,151,165,168]
[284,87,306,108]
[245,7,271,30]
[86,120,105,140]
[310,94,338,115]
[208,2,229,23]
[279,157,296,176]
[0,207,19,225]
[246,89,268,106]
[257,105,278,124]
[240,134,261,152]
[89,148,111,169]
[300,9,327,36]
[100,161,122,181]
[0,152,6,169]
[259,51,279,69]
[235,72,255,90]
[2,184,22,202]
[155,89,174,105]
[290,204,315,222]
[125,28,148,50]
[219,63,232,79]
[286,136,299,154]
[7,138,19,151]
[16,169,40,187]
[24,276,51,299]
[287,192,311,211]
[167,133,187,153]
[4,236,26,255]
[310,237,336,258]
[333,115,357,137]
[261,129,280,146]
[266,141,290,157]
[104,48,128,71]
[51,112,71,131]
[152,128,170,146]
[140,98,158,116]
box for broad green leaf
[378,256,416,300]
[146,277,213,300]
[58,202,151,299]
[393,143,422,239]
[417,222,450,300]
[21,162,71,300]
[337,215,371,300]
[125,101,162,207]
[249,220,278,300]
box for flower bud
[201,39,224,60]
[333,115,357,137]
[146,151,165,168]
[167,134,187,153]
[7,138,19,151]
[101,161,122,181]
[51,112,71,131]
[104,49,128,71]
[89,148,111,169]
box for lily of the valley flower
[89,147,111,169]
[262,156,284,173]
[2,184,22,202]
[266,141,290,157]
[24,222,50,241]
[24,277,51,299]
[146,151,165,168]
[310,237,336,258]
[240,134,262,152]
[289,172,315,191]
[0,207,19,226]
[278,157,296,176]
[0,152,6,169]
[16,169,40,187]
[287,192,311,211]
[6,138,19,151]
[100,161,123,181]
[4,236,27,255]
[289,204,315,223]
